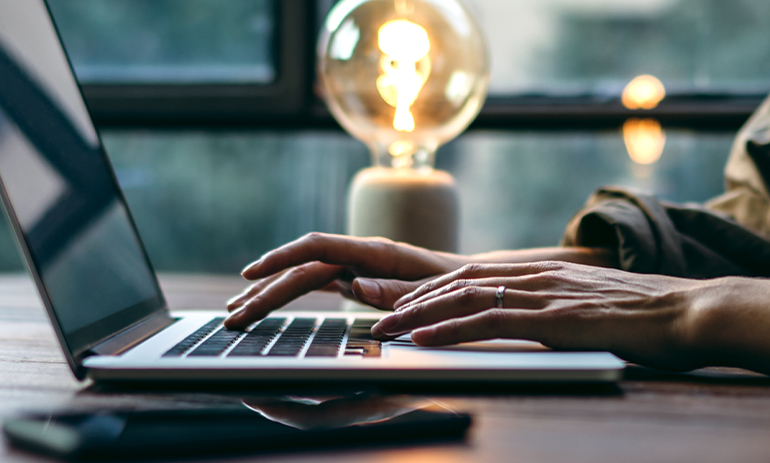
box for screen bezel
[0,0,168,379]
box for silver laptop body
[0,0,624,384]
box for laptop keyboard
[161,318,224,357]
[228,318,286,357]
[264,317,316,357]
[162,317,380,359]
[305,318,347,357]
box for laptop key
[227,318,286,357]
[305,318,347,357]
[348,318,377,341]
[188,327,243,357]
[345,319,381,357]
[162,317,225,357]
[265,318,316,357]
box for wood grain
[1,272,770,463]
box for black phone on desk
[3,395,470,460]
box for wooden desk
[2,273,770,462]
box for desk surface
[2,273,770,463]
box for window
[473,0,770,94]
[0,0,764,273]
[48,0,276,84]
[46,0,310,125]
[44,0,770,127]
[465,0,770,127]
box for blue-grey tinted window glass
[0,128,729,274]
[47,0,275,84]
[318,0,770,95]
[463,0,770,94]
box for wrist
[686,277,770,373]
[430,250,472,273]
[470,246,618,268]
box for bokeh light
[622,75,666,110]
[623,118,666,165]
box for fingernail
[224,314,239,329]
[394,294,413,309]
[356,279,381,301]
[373,312,401,336]
[227,294,246,308]
[242,259,263,276]
[411,327,436,345]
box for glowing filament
[623,118,666,165]
[377,20,430,132]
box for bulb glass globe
[318,0,489,169]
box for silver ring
[495,285,505,308]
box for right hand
[224,233,467,329]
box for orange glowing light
[623,118,666,165]
[377,19,431,132]
[622,75,666,110]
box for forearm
[470,246,619,269]
[688,277,770,375]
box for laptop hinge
[91,312,177,356]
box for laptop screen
[0,0,165,356]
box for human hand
[225,233,466,329]
[369,261,712,371]
[241,394,434,431]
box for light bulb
[318,0,489,169]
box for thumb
[352,278,423,311]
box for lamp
[318,0,489,252]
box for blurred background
[0,0,767,273]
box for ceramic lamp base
[347,167,459,252]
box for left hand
[224,233,464,329]
[369,261,710,371]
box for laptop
[0,0,624,384]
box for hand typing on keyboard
[225,233,466,330]
[225,232,614,333]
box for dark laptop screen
[0,0,164,355]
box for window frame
[78,0,313,127]
[70,0,766,132]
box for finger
[241,233,391,280]
[397,276,541,312]
[395,262,561,308]
[351,278,424,311]
[227,286,257,312]
[241,233,440,281]
[226,271,285,311]
[410,309,545,346]
[320,281,343,292]
[323,280,356,300]
[224,262,344,330]
[372,286,545,339]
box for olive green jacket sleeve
[562,95,770,279]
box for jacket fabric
[562,95,770,278]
